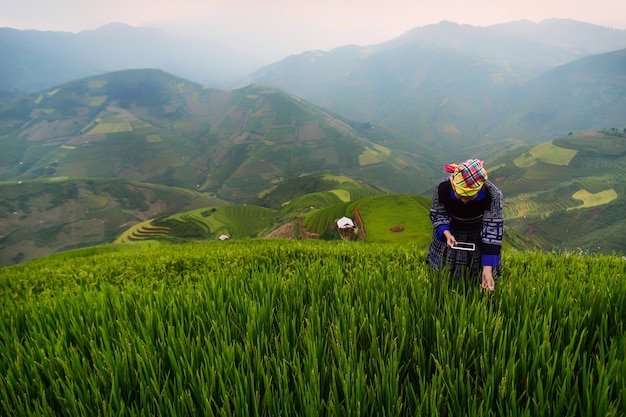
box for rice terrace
[570,188,618,209]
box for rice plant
[0,240,624,416]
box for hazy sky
[2,0,625,61]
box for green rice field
[1,239,624,416]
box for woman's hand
[443,230,457,248]
[482,266,495,291]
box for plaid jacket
[429,178,504,257]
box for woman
[426,159,504,291]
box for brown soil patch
[264,218,320,240]
[299,123,326,140]
[390,226,404,232]
[298,218,320,239]
[265,222,297,239]
[524,225,535,238]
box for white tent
[336,216,355,229]
[219,234,230,241]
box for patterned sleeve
[482,181,504,256]
[429,179,451,229]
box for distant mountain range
[3,19,626,92]
[249,21,626,155]
[0,22,262,93]
[383,19,626,77]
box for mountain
[0,23,261,92]
[2,62,625,264]
[3,19,626,161]
[249,22,626,159]
[0,69,440,199]
[383,19,626,77]
[249,42,519,154]
[0,69,444,265]
[488,48,626,143]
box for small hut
[336,216,357,240]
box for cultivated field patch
[86,122,133,135]
[441,123,460,134]
[503,197,540,219]
[322,174,363,186]
[569,188,618,209]
[513,141,577,168]
[355,194,431,244]
[330,189,351,202]
[89,96,107,107]
[117,205,273,243]
[299,122,325,140]
[146,135,162,143]
[88,79,106,89]
[556,132,626,156]
[359,146,384,166]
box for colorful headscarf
[443,159,488,197]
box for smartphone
[452,242,475,251]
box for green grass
[0,240,624,416]
[357,194,432,244]
[15,240,162,266]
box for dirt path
[352,208,366,240]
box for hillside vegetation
[3,124,625,266]
[0,177,225,266]
[0,69,439,199]
[1,240,624,416]
[493,129,626,254]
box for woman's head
[443,159,488,198]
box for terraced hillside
[0,178,224,266]
[493,130,626,254]
[116,205,274,243]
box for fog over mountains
[385,19,626,76]
[0,22,263,93]
[3,19,626,93]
